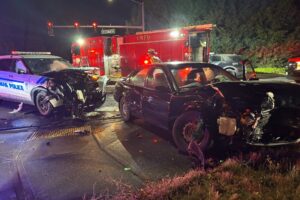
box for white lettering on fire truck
[137,35,151,41]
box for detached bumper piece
[247,138,300,147]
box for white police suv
[0,51,106,117]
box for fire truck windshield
[24,58,73,74]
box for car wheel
[172,111,211,153]
[225,68,236,77]
[119,96,132,122]
[35,91,53,116]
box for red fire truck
[71,24,215,77]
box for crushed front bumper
[81,89,106,112]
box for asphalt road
[0,75,297,200]
[0,95,192,200]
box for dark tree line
[144,0,300,67]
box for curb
[92,126,150,182]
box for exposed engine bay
[215,83,300,146]
[42,69,106,118]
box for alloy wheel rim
[182,122,197,142]
[39,95,48,113]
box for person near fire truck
[147,49,161,64]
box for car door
[142,67,172,129]
[127,68,149,118]
[0,59,15,101]
[7,59,33,103]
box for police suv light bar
[11,51,52,55]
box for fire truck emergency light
[144,59,150,65]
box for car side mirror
[155,85,170,92]
[17,69,26,74]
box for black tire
[119,96,132,122]
[35,91,53,116]
[172,111,211,153]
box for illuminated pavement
[0,95,192,200]
[0,76,296,199]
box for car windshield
[170,64,237,89]
[210,54,242,63]
[222,55,241,63]
[23,58,73,74]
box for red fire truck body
[71,24,214,77]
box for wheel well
[31,87,47,105]
[168,108,201,130]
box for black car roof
[151,61,218,68]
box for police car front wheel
[35,91,53,116]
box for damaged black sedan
[114,62,300,152]
[0,52,106,117]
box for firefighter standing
[147,49,161,64]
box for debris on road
[8,102,24,114]
[74,129,90,136]
[152,138,159,144]
[188,141,205,168]
[124,167,131,171]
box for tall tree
[144,0,300,67]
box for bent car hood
[42,69,99,91]
[215,81,300,141]
[214,81,300,110]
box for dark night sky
[0,0,135,59]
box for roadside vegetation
[137,150,299,200]
[87,148,300,200]
[255,67,286,75]
[142,0,300,68]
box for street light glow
[76,38,85,46]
